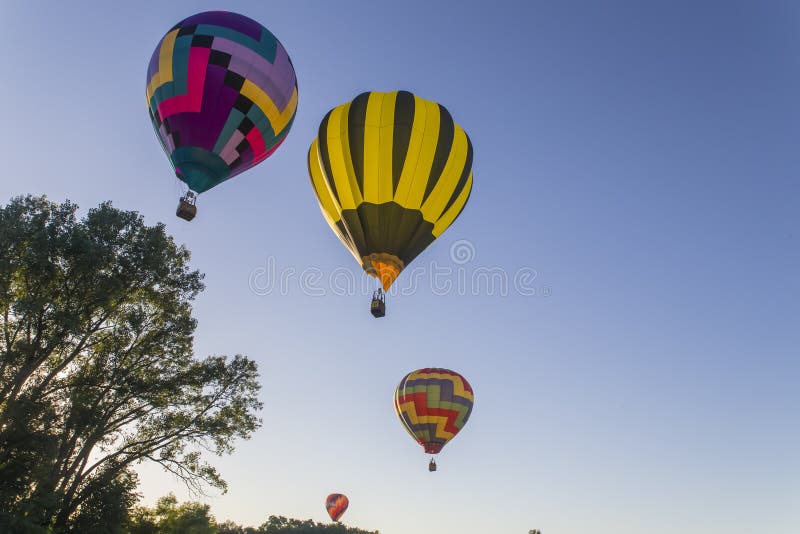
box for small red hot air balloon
[325,493,348,522]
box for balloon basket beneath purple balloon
[176,192,197,221]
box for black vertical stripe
[383,91,412,250]
[400,213,437,267]
[422,104,455,204]
[339,211,368,260]
[316,111,339,205]
[333,219,358,253]
[347,92,370,199]
[439,134,473,217]
[392,91,415,195]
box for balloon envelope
[147,11,298,193]
[308,91,473,290]
[394,368,474,454]
[325,493,349,522]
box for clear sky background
[2,1,799,533]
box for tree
[258,515,379,533]
[127,494,217,534]
[66,468,139,534]
[0,196,262,532]
[127,498,381,534]
[217,520,259,534]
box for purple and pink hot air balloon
[146,11,298,220]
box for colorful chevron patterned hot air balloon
[146,11,298,220]
[394,368,474,471]
[325,493,349,522]
[308,91,473,316]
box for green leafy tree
[0,196,262,532]
[258,515,379,533]
[217,520,259,534]
[126,494,217,534]
[66,468,139,534]
[128,500,380,534]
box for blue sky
[2,1,799,532]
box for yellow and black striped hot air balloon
[308,90,473,317]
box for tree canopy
[0,196,262,532]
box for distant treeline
[129,494,379,534]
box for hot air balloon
[394,368,474,471]
[146,11,298,220]
[308,91,473,315]
[325,493,349,522]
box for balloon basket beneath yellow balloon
[176,192,197,221]
[370,288,386,318]
[428,458,437,472]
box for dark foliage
[0,196,262,532]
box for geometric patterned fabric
[394,368,474,455]
[147,11,298,193]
